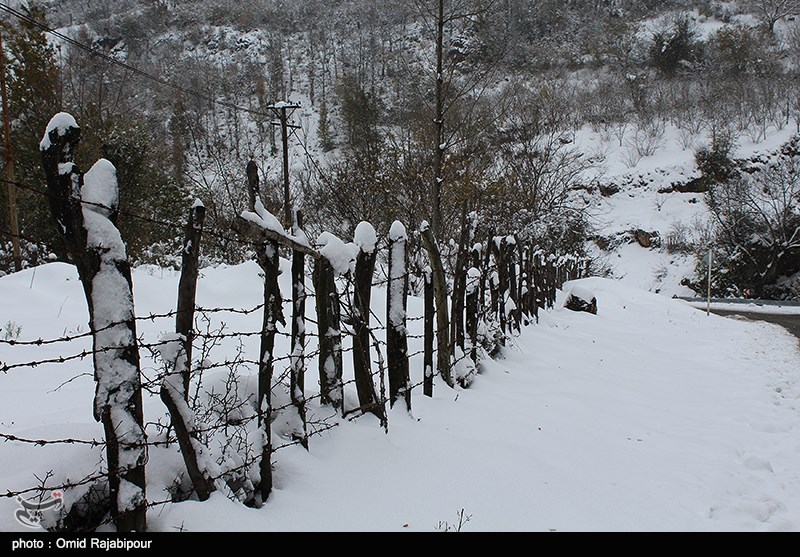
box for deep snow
[1,262,799,532]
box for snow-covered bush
[699,136,800,299]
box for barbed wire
[1,178,588,519]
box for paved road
[710,309,800,341]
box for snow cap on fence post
[317,232,358,275]
[354,221,378,254]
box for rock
[674,176,709,193]
[633,229,660,249]
[564,286,598,315]
[599,184,619,197]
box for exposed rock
[674,177,709,193]
[633,229,660,249]
[564,286,598,315]
[599,184,619,197]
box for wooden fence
[0,116,589,531]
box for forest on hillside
[1,0,800,297]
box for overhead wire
[0,2,274,120]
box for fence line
[1,155,590,529]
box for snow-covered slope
[1,263,799,532]
[576,122,800,298]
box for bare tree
[413,0,502,239]
[707,138,800,297]
[750,0,800,36]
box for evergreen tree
[1,3,60,265]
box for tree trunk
[431,0,445,238]
[423,266,434,398]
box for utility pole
[432,0,445,240]
[0,30,21,272]
[707,249,713,317]
[268,102,301,228]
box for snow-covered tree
[705,137,800,298]
[750,0,800,36]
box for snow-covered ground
[1,262,799,532]
[575,121,799,298]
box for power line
[0,2,273,120]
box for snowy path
[1,266,799,531]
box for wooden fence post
[494,236,508,338]
[40,113,147,532]
[233,161,285,506]
[313,239,344,411]
[233,165,325,501]
[176,201,205,398]
[387,221,411,411]
[352,222,384,421]
[526,244,538,322]
[465,266,480,365]
[160,202,216,502]
[505,235,519,333]
[291,210,308,448]
[547,254,557,309]
[488,238,499,321]
[450,209,476,357]
[420,222,452,388]
[518,243,530,323]
[423,266,434,398]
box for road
[677,296,800,340]
[709,309,800,342]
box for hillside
[1,0,798,299]
[2,0,800,534]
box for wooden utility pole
[268,102,301,228]
[0,30,20,272]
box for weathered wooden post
[465,266,480,365]
[160,201,216,502]
[451,211,477,355]
[534,251,546,312]
[494,236,508,337]
[314,233,346,411]
[423,266,435,398]
[232,162,285,505]
[176,201,205,398]
[467,241,483,363]
[518,243,530,322]
[420,222,452,388]
[234,163,323,502]
[291,209,308,448]
[546,254,557,309]
[387,221,411,411]
[352,222,384,421]
[40,113,147,531]
[505,235,519,333]
[489,237,500,323]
